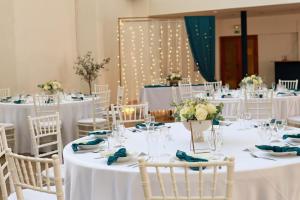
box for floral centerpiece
[240,74,263,89]
[172,98,223,142]
[74,51,110,95]
[37,80,63,94]
[166,72,182,86]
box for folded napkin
[176,150,208,170]
[0,96,11,103]
[255,145,300,155]
[212,119,219,126]
[107,148,127,165]
[72,138,104,152]
[88,130,112,136]
[136,122,165,129]
[282,134,300,140]
[13,99,25,104]
[277,92,297,96]
[72,96,84,100]
[221,94,232,98]
[45,98,54,104]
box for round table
[0,98,93,153]
[63,122,300,200]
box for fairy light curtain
[118,18,204,103]
[184,16,216,82]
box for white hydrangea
[195,106,208,120]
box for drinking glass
[144,114,152,131]
[276,119,287,136]
[271,82,276,91]
[205,129,223,159]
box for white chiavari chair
[93,84,109,95]
[33,94,60,117]
[279,79,298,90]
[244,90,273,120]
[116,86,125,106]
[0,127,15,200]
[28,113,64,182]
[178,83,193,101]
[138,157,235,200]
[111,103,148,126]
[204,81,222,91]
[171,87,180,104]
[6,148,64,200]
[0,88,10,99]
[179,77,191,84]
[77,90,111,137]
[211,99,241,121]
[0,123,16,152]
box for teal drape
[184,16,215,81]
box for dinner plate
[78,144,100,150]
[288,137,300,143]
[89,130,112,139]
[259,149,297,156]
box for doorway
[220,35,258,88]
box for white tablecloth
[0,99,93,153]
[141,87,300,118]
[63,122,300,200]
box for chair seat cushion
[77,118,106,124]
[288,116,300,124]
[0,123,14,129]
[42,164,65,181]
[8,187,58,200]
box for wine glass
[271,82,276,91]
[144,114,152,132]
[276,119,287,136]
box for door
[220,35,258,88]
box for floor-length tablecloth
[141,87,300,118]
[63,122,300,200]
[0,100,93,153]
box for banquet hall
[1,0,300,200]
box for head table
[0,96,93,153]
[140,87,300,119]
[63,122,300,200]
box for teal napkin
[107,148,127,165]
[136,122,165,129]
[144,84,169,88]
[176,150,208,170]
[88,130,112,136]
[13,99,25,104]
[72,138,104,152]
[212,119,219,126]
[72,96,84,100]
[221,94,232,98]
[255,145,300,155]
[282,134,300,140]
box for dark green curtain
[184,16,215,81]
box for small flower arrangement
[38,80,63,94]
[240,74,263,87]
[172,98,224,121]
[166,72,182,81]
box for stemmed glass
[276,119,287,137]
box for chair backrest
[244,90,273,119]
[6,149,64,200]
[92,90,110,130]
[111,103,148,125]
[138,158,235,200]
[33,94,60,116]
[93,84,109,95]
[204,81,222,91]
[179,77,191,84]
[0,88,10,99]
[279,79,298,90]
[116,86,125,106]
[178,83,193,100]
[211,99,241,121]
[0,127,14,200]
[28,113,62,161]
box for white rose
[179,105,195,121]
[206,103,217,114]
[195,106,208,121]
[251,75,255,79]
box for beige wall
[149,0,300,16]
[216,13,300,85]
[0,0,78,95]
